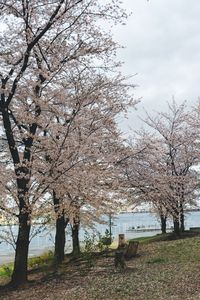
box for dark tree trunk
[160,214,167,234]
[53,191,68,263]
[180,214,184,232]
[11,213,31,286]
[1,33,44,287]
[1,99,39,286]
[173,218,180,235]
[10,172,32,286]
[54,213,66,263]
[72,221,80,257]
[180,202,185,232]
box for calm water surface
[0,211,200,264]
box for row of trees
[0,0,136,287]
[122,101,200,235]
[1,0,200,289]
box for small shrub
[83,231,99,253]
[28,250,54,269]
[83,230,112,253]
[98,229,112,250]
[0,265,13,277]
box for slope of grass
[1,234,200,299]
[130,231,199,244]
[0,250,54,283]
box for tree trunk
[160,214,167,234]
[180,202,185,232]
[11,213,31,286]
[54,213,66,263]
[180,213,184,232]
[173,218,180,235]
[72,221,80,256]
[10,171,32,286]
[1,52,42,287]
[53,191,68,264]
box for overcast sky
[112,0,200,134]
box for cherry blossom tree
[36,67,135,262]
[121,102,200,235]
[0,0,133,286]
[144,102,200,233]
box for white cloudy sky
[112,0,200,133]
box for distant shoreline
[119,208,200,214]
[1,209,200,226]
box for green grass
[0,250,54,279]
[129,231,199,244]
[0,264,13,277]
[130,235,159,243]
[28,250,54,269]
[80,236,200,300]
[146,257,168,264]
[110,233,167,248]
[2,235,200,299]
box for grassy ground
[1,233,200,299]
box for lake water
[0,211,200,264]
